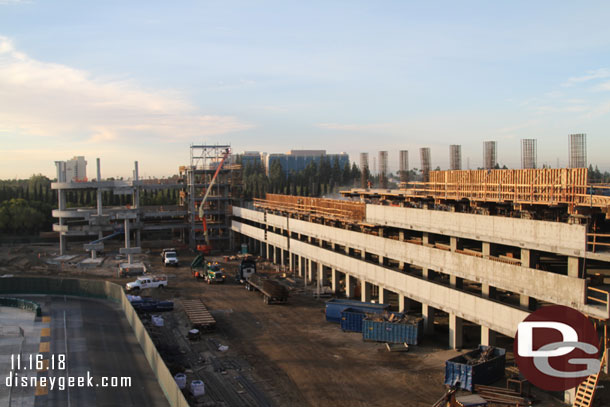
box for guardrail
[0,277,189,407]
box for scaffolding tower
[569,134,587,168]
[483,141,497,169]
[420,148,431,183]
[449,145,462,170]
[379,151,388,189]
[521,139,537,169]
[182,144,241,252]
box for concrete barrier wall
[0,277,189,407]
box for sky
[1,0,610,179]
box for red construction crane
[196,148,231,254]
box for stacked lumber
[180,299,216,330]
[474,384,533,406]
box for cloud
[562,68,610,87]
[0,36,253,143]
[316,122,395,132]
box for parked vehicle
[245,273,288,304]
[205,263,226,284]
[161,248,179,267]
[236,256,256,283]
[126,275,168,291]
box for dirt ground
[0,242,599,406]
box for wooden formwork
[254,193,365,222]
[401,168,610,212]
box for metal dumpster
[362,315,423,345]
[325,299,388,323]
[444,345,506,392]
[340,307,386,332]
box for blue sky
[1,0,610,178]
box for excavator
[195,147,231,254]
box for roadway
[1,295,169,407]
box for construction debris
[367,311,423,325]
[385,342,409,352]
[463,346,496,365]
[474,384,533,406]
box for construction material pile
[464,346,496,366]
[366,311,422,325]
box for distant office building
[65,156,87,181]
[265,150,349,175]
[239,151,264,168]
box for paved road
[1,295,169,407]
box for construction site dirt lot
[1,243,603,407]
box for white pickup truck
[126,275,168,291]
[161,248,179,267]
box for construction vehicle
[197,148,231,254]
[190,254,207,279]
[245,273,289,304]
[205,262,226,284]
[236,256,256,283]
[161,248,179,266]
[125,275,168,291]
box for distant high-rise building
[399,150,408,184]
[378,151,388,189]
[420,148,431,182]
[65,156,87,181]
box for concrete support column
[422,304,435,334]
[520,294,532,310]
[398,294,406,312]
[280,249,285,267]
[564,388,576,405]
[449,313,464,350]
[450,275,463,289]
[378,287,388,304]
[361,279,371,303]
[481,326,497,346]
[568,256,581,277]
[289,251,293,272]
[266,242,270,260]
[482,284,496,299]
[259,240,264,257]
[345,274,354,298]
[316,262,323,295]
[331,269,339,293]
[450,236,458,252]
[482,242,490,257]
[307,259,313,283]
[124,218,132,264]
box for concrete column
[345,274,354,298]
[361,249,366,260]
[378,228,384,238]
[520,294,532,310]
[317,262,323,295]
[449,313,464,349]
[280,249,285,267]
[481,326,496,346]
[568,256,581,277]
[136,230,141,247]
[398,294,406,312]
[289,251,293,272]
[450,236,458,252]
[266,242,269,260]
[259,240,264,257]
[124,218,132,264]
[361,279,371,303]
[331,269,339,293]
[564,388,576,405]
[482,242,490,257]
[422,304,435,334]
[482,284,496,299]
[307,259,313,283]
[378,287,388,304]
[450,275,463,289]
[422,232,430,245]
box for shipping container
[340,308,386,332]
[325,299,389,323]
[444,345,506,392]
[362,315,423,345]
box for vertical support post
[449,313,464,349]
[422,304,435,334]
[361,279,371,303]
[378,287,387,304]
[481,326,496,346]
[345,274,354,298]
[331,269,338,293]
[307,259,313,283]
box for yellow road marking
[39,342,50,352]
[35,383,48,396]
[38,359,49,372]
[42,316,51,323]
[40,328,50,337]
